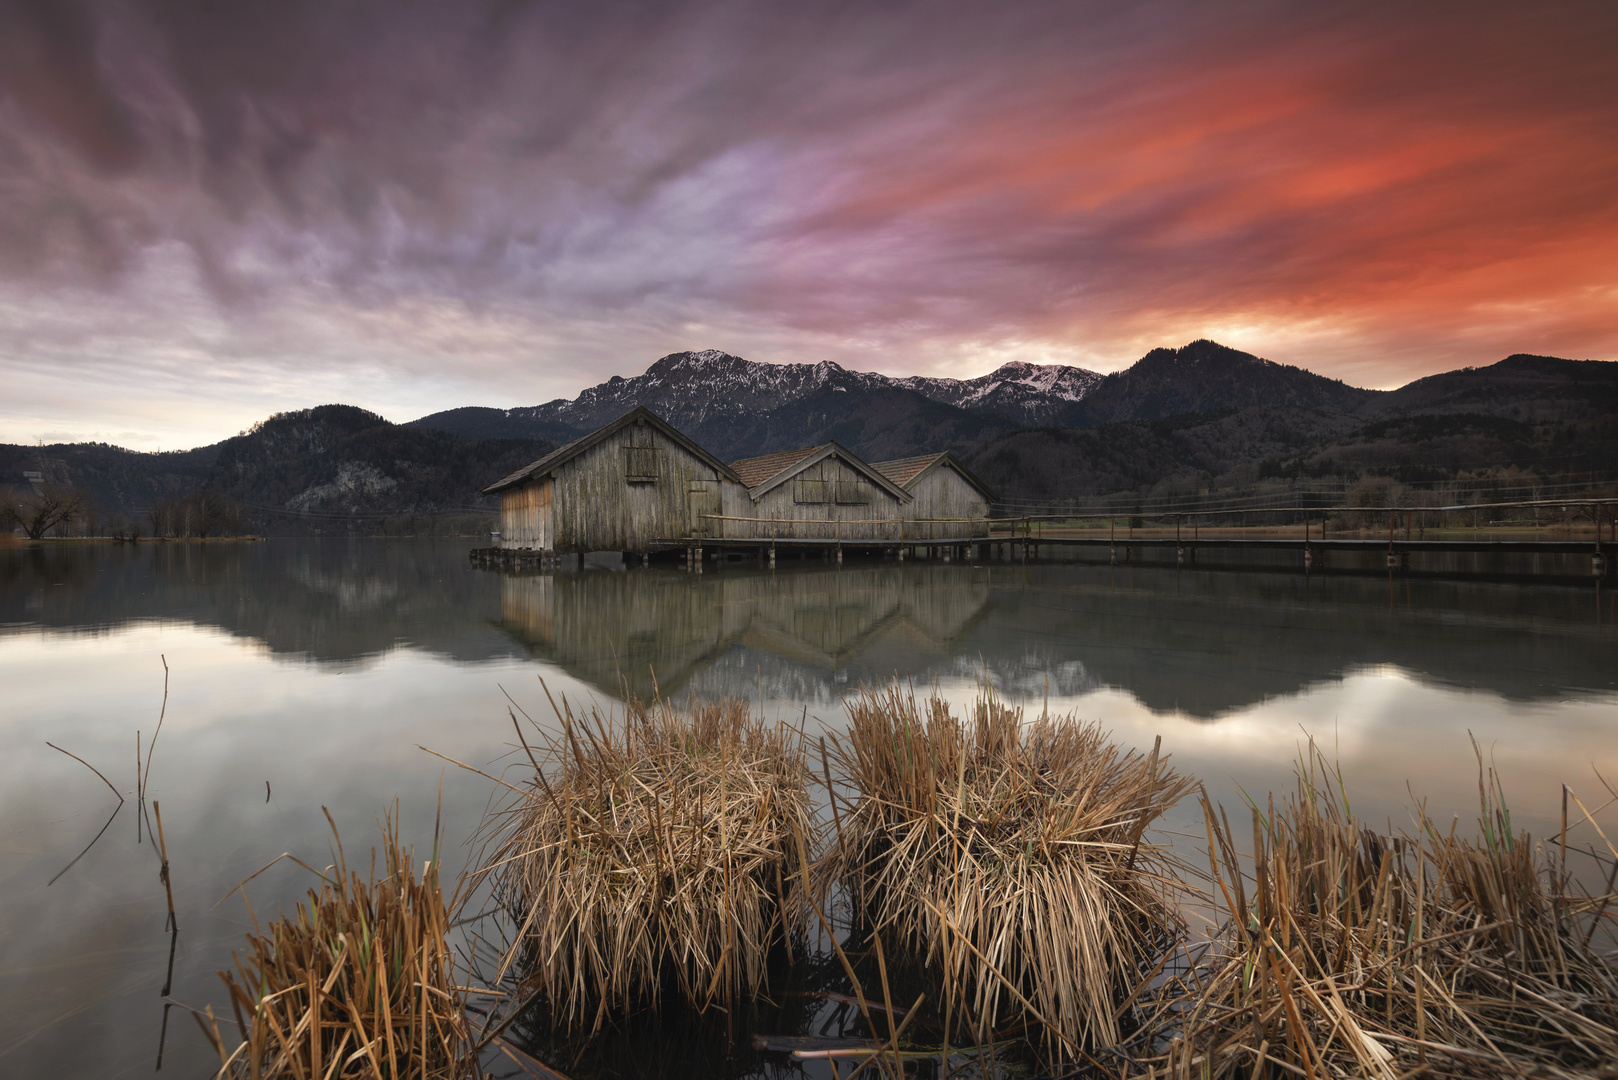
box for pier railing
[695,514,990,543]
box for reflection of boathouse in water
[497,565,993,698]
[481,407,996,561]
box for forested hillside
[6,345,1614,531]
[964,353,1618,511]
[2,407,553,535]
[199,406,554,532]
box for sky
[1,0,1615,451]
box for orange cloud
[762,7,1618,382]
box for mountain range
[410,341,1618,452]
[5,340,1615,531]
[408,348,1103,446]
[405,340,1616,507]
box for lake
[2,538,1616,1077]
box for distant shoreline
[2,534,497,544]
[6,535,267,544]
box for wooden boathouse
[474,406,1613,581]
[481,406,746,559]
[872,452,995,539]
[477,407,999,566]
[721,443,913,543]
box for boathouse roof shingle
[727,446,825,489]
[871,451,997,500]
[730,443,913,503]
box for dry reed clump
[817,684,1198,1055]
[199,810,477,1080]
[1143,745,1618,1079]
[481,695,817,1032]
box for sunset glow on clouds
[1,0,1614,448]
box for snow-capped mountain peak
[423,349,1102,447]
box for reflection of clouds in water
[0,620,564,1078]
[688,652,1618,851]
[1055,669,1618,843]
[7,551,1618,1077]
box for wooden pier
[470,534,994,571]
[472,497,1617,582]
[471,532,1611,580]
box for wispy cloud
[1,0,1614,447]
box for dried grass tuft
[1142,743,1618,1079]
[481,695,817,1032]
[203,809,477,1079]
[818,683,1197,1054]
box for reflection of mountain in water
[0,539,519,666]
[4,542,1613,716]
[957,567,1618,717]
[499,562,1618,717]
[497,565,993,700]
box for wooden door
[687,481,721,537]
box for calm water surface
[2,539,1616,1077]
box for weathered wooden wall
[497,417,988,549]
[499,479,553,549]
[903,465,990,539]
[517,419,743,552]
[734,455,907,541]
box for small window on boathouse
[793,479,828,504]
[835,480,870,505]
[624,445,659,483]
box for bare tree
[0,485,19,534]
[191,491,240,538]
[149,491,241,538]
[6,485,85,539]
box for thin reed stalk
[1143,742,1618,1079]
[479,695,817,1032]
[818,683,1196,1054]
[201,808,476,1079]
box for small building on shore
[481,407,995,556]
[723,443,912,543]
[872,452,996,539]
[482,406,746,553]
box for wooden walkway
[981,535,1608,577]
[471,496,1616,580]
[472,532,1610,580]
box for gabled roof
[871,453,946,488]
[730,442,912,503]
[728,446,824,488]
[872,451,997,502]
[482,406,745,494]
